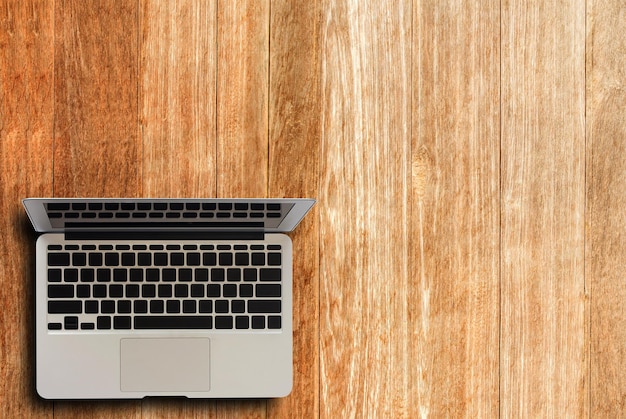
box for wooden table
[1,1,624,417]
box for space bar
[134,316,213,329]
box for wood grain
[140,0,216,198]
[0,1,53,417]
[412,1,500,416]
[268,0,321,417]
[52,0,141,417]
[217,0,269,198]
[587,0,626,415]
[319,1,412,416]
[500,0,586,416]
[54,0,139,197]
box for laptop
[22,198,315,399]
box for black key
[218,203,232,211]
[175,284,188,298]
[137,203,151,210]
[134,300,148,313]
[48,322,62,330]
[267,203,281,211]
[267,244,282,250]
[267,253,282,266]
[191,284,205,297]
[199,300,213,313]
[162,269,176,282]
[217,245,231,251]
[113,268,127,282]
[251,316,265,329]
[154,203,167,210]
[232,300,245,313]
[234,203,248,211]
[130,268,144,282]
[64,268,78,282]
[121,253,135,266]
[203,253,217,266]
[116,245,130,250]
[150,300,164,313]
[235,253,249,266]
[138,253,151,266]
[158,284,172,298]
[48,284,74,298]
[142,284,156,298]
[236,316,250,329]
[248,300,281,313]
[202,203,216,210]
[105,253,119,266]
[166,300,180,313]
[126,284,140,298]
[171,253,184,266]
[250,245,264,250]
[93,284,107,298]
[234,245,247,250]
[48,300,81,314]
[243,268,257,281]
[240,284,253,297]
[268,316,282,329]
[211,268,225,282]
[219,253,233,266]
[149,212,164,218]
[81,323,95,330]
[72,253,87,266]
[251,253,265,266]
[48,203,70,211]
[85,300,98,313]
[223,284,237,297]
[183,300,196,313]
[154,253,168,266]
[121,203,134,211]
[215,300,229,313]
[207,284,221,297]
[256,284,282,297]
[227,268,241,282]
[260,268,281,281]
[89,253,103,266]
[97,316,111,329]
[215,316,233,329]
[48,253,70,266]
[76,284,90,298]
[80,269,95,282]
[187,253,201,266]
[64,316,79,330]
[101,300,115,313]
[195,268,209,282]
[48,269,62,282]
[104,202,119,210]
[179,269,192,282]
[89,202,103,210]
[134,316,213,329]
[114,316,131,329]
[109,285,123,298]
[170,203,184,210]
[118,300,131,313]
[145,268,159,281]
[96,269,111,282]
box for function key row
[47,211,282,219]
[47,202,282,211]
[48,244,281,251]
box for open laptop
[22,198,315,399]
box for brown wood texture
[1,0,625,417]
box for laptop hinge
[64,231,265,241]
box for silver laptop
[23,198,315,399]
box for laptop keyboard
[46,242,283,331]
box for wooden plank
[318,1,411,416]
[138,0,217,415]
[54,0,140,197]
[412,1,500,416]
[215,1,269,417]
[500,1,586,416]
[587,0,626,415]
[216,0,269,198]
[52,0,141,416]
[140,0,216,198]
[0,1,54,417]
[268,0,321,417]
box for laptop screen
[23,198,315,233]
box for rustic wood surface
[1,0,624,417]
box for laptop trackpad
[120,338,210,392]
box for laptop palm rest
[120,338,210,392]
